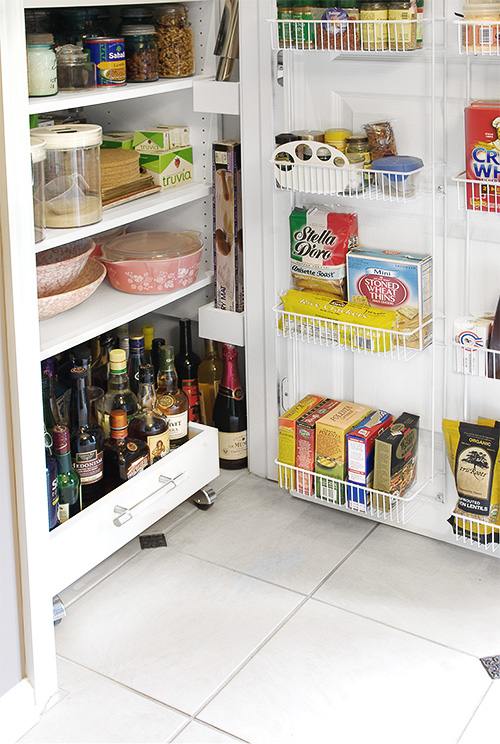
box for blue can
[83,37,126,86]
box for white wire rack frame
[274,301,433,360]
[452,172,500,213]
[268,18,420,54]
[452,513,500,553]
[276,459,426,525]
[452,339,500,378]
[455,19,500,56]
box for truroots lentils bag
[443,419,500,542]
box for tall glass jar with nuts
[122,25,159,82]
[154,4,195,78]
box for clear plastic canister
[30,124,103,229]
[463,2,500,52]
[30,136,46,243]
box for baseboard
[0,679,39,743]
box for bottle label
[166,411,189,441]
[73,449,104,484]
[146,431,170,464]
[124,453,149,480]
[218,384,244,401]
[218,430,247,461]
[181,378,201,422]
[58,503,70,523]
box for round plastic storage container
[100,230,203,294]
[31,136,46,243]
[122,25,159,82]
[30,124,103,229]
[371,155,423,197]
[155,4,195,78]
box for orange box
[278,395,323,489]
[295,398,340,496]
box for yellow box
[278,394,323,488]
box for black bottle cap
[152,337,166,350]
[72,344,92,366]
[139,363,154,384]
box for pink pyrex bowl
[99,230,203,294]
[36,237,95,297]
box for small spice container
[346,134,371,164]
[30,124,103,229]
[359,1,388,51]
[325,127,352,152]
[387,0,416,51]
[56,45,96,91]
[155,4,195,78]
[26,34,58,97]
[277,0,295,48]
[371,155,423,197]
[31,136,46,243]
[292,1,319,49]
[122,25,159,82]
[274,132,301,185]
[346,152,366,191]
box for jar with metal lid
[346,134,371,164]
[53,8,106,47]
[117,6,155,36]
[277,0,295,48]
[30,136,46,243]
[275,132,301,185]
[387,0,416,51]
[56,45,96,91]
[30,124,103,229]
[122,26,159,82]
[324,127,352,152]
[345,152,365,192]
[155,4,195,78]
[360,1,388,51]
[26,34,58,97]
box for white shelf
[39,270,213,360]
[193,80,240,116]
[35,183,211,253]
[198,302,245,346]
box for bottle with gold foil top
[212,344,247,470]
[141,324,155,363]
[175,318,201,422]
[129,364,169,464]
[198,339,223,427]
[156,345,189,448]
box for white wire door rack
[452,172,500,213]
[455,19,500,56]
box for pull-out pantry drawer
[48,424,219,597]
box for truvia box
[139,148,193,191]
[213,140,243,312]
[373,412,419,512]
[315,401,372,504]
[101,131,134,149]
[278,394,324,490]
[346,409,394,512]
[133,126,190,152]
[295,398,340,497]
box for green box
[139,148,194,190]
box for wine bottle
[175,318,201,422]
[127,334,147,395]
[52,424,81,523]
[41,358,61,433]
[45,429,59,531]
[212,344,247,469]
[151,337,166,384]
[116,323,130,361]
[99,349,138,437]
[157,345,189,448]
[197,339,223,427]
[68,366,105,508]
[103,409,150,492]
[129,364,170,464]
[141,324,155,364]
[91,332,115,391]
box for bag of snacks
[363,121,397,161]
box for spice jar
[346,152,365,192]
[277,0,295,48]
[27,34,58,97]
[31,136,46,243]
[324,128,352,152]
[346,134,371,164]
[155,4,195,78]
[360,1,388,51]
[56,45,96,91]
[122,25,159,82]
[387,0,416,51]
[30,124,103,229]
[292,1,319,49]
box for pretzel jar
[154,4,195,78]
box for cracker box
[278,394,324,489]
[315,401,373,504]
[373,412,419,512]
[139,148,193,191]
[346,410,394,512]
[133,126,190,152]
[101,132,134,149]
[295,399,340,496]
[347,249,432,350]
[465,101,500,212]
[290,207,358,300]
[213,140,243,312]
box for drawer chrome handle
[113,471,188,527]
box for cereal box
[139,148,193,191]
[315,401,372,504]
[278,394,324,489]
[373,412,419,511]
[290,207,358,299]
[213,140,243,312]
[465,101,500,212]
[295,399,340,496]
[347,249,432,350]
[346,410,394,512]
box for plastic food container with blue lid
[371,155,424,198]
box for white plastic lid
[121,25,156,35]
[101,230,202,261]
[30,124,103,150]
[30,136,46,163]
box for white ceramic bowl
[38,258,106,320]
[36,238,95,297]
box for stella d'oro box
[139,148,193,191]
[277,394,324,489]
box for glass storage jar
[30,136,46,243]
[27,34,58,97]
[387,0,416,51]
[54,8,106,47]
[56,45,96,91]
[346,134,371,165]
[117,6,155,35]
[155,4,195,78]
[359,1,388,50]
[30,124,103,229]
[24,9,52,34]
[122,25,159,82]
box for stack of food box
[278,395,419,512]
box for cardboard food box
[139,148,193,191]
[278,394,324,489]
[465,101,500,212]
[295,399,340,496]
[101,132,134,149]
[133,126,190,152]
[453,316,492,377]
[373,412,420,512]
[213,140,243,312]
[315,401,373,504]
[347,248,433,351]
[346,410,394,512]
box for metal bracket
[190,486,217,510]
[277,50,284,87]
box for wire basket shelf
[455,20,500,55]
[453,172,500,213]
[451,513,500,553]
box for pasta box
[139,148,193,190]
[346,410,394,512]
[295,398,340,496]
[373,412,419,512]
[278,394,324,489]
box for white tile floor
[18,470,500,744]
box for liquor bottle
[197,339,223,427]
[175,318,201,422]
[151,337,166,384]
[68,366,105,508]
[41,358,61,433]
[127,334,147,395]
[103,409,150,492]
[45,429,59,531]
[71,344,105,428]
[52,424,81,523]
[98,348,138,438]
[91,332,115,391]
[129,364,170,464]
[141,323,155,364]
[157,345,189,448]
[212,344,247,469]
[116,323,130,361]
